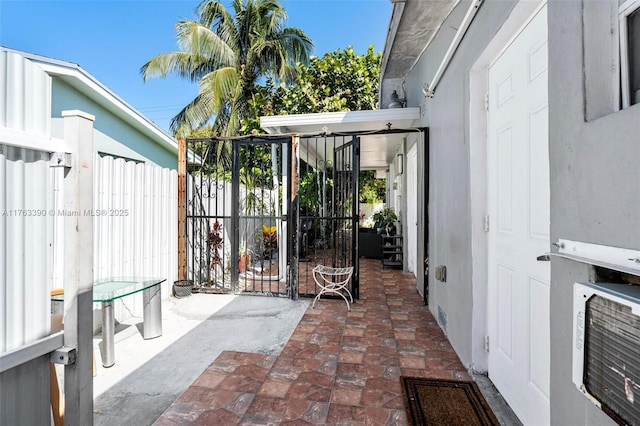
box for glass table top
[51,277,166,302]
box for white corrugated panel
[93,155,177,324]
[0,50,51,136]
[0,144,52,352]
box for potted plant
[372,207,398,236]
[239,243,251,273]
[173,279,194,298]
[262,224,278,259]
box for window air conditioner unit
[573,282,640,425]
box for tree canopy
[271,45,381,115]
[240,45,382,134]
[141,0,313,137]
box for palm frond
[199,67,239,112]
[170,93,217,135]
[280,27,314,64]
[140,51,208,82]
[144,0,313,136]
[175,20,236,68]
[196,0,232,29]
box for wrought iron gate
[297,135,360,299]
[186,136,291,296]
[185,134,361,300]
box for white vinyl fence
[0,142,61,425]
[1,148,178,423]
[91,155,178,325]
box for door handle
[537,254,550,261]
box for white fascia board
[35,61,178,156]
[260,108,421,134]
[380,1,407,84]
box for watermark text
[2,209,130,217]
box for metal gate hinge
[50,152,72,168]
[484,335,490,352]
[50,346,76,365]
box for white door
[487,5,550,425]
[406,145,418,275]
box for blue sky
[0,0,392,134]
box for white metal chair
[312,265,354,310]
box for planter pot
[239,254,251,273]
[173,280,193,298]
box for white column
[62,110,94,426]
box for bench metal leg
[101,301,115,368]
[142,284,162,339]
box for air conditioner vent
[584,294,640,425]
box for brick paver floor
[154,258,469,425]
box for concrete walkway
[92,294,310,426]
[153,259,521,425]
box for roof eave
[2,47,179,156]
[260,108,421,135]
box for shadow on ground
[93,294,310,426]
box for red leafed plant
[208,221,223,268]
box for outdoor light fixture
[388,90,406,108]
[422,83,432,98]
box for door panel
[407,145,418,275]
[487,5,550,425]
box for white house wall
[50,79,177,169]
[401,0,519,370]
[395,0,640,424]
[549,1,640,424]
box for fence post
[178,138,187,280]
[61,110,94,426]
[290,134,299,299]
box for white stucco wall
[400,0,517,372]
[549,1,640,425]
[389,0,639,424]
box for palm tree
[141,0,313,137]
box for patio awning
[260,108,421,170]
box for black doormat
[400,377,500,426]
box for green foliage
[359,170,385,203]
[141,0,313,137]
[372,207,397,226]
[272,45,382,115]
[299,170,319,214]
[186,127,233,180]
[239,45,382,134]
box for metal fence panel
[93,154,178,324]
[0,143,53,426]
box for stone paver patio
[154,258,469,425]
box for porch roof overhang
[379,0,459,105]
[260,108,421,170]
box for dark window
[627,7,640,105]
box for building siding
[51,79,177,169]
